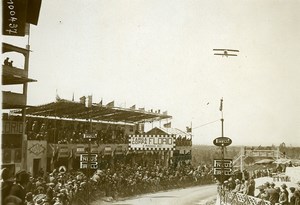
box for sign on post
[213,159,233,183]
[213,137,232,147]
[80,162,98,169]
[80,154,98,169]
[213,159,233,168]
[80,154,98,162]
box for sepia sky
[3,0,300,146]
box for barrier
[221,190,271,205]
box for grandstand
[2,97,192,177]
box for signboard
[80,154,98,162]
[83,133,97,139]
[213,158,233,183]
[213,159,233,168]
[80,162,98,169]
[58,145,69,158]
[2,121,23,134]
[2,0,27,36]
[129,135,175,150]
[80,154,98,169]
[213,168,232,176]
[213,137,232,147]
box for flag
[106,101,114,108]
[163,111,168,115]
[80,96,86,104]
[72,93,74,101]
[139,107,145,111]
[163,122,171,128]
[130,105,136,110]
[87,95,92,107]
[219,98,223,111]
[56,94,61,101]
[186,126,192,133]
[99,99,103,106]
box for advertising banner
[129,135,175,151]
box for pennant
[99,99,103,106]
[186,126,192,133]
[219,98,223,111]
[130,105,136,110]
[56,94,61,101]
[80,96,86,104]
[163,111,168,115]
[139,107,145,111]
[163,122,171,128]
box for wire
[193,119,220,130]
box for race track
[92,184,218,205]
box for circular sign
[59,166,66,173]
[213,137,232,147]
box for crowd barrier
[220,191,271,205]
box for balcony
[2,91,26,109]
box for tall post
[220,98,225,205]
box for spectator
[10,170,30,204]
[290,187,296,205]
[279,186,289,205]
[4,57,10,65]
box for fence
[220,191,271,205]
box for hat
[270,182,275,187]
[264,182,270,186]
[290,187,296,192]
[281,184,287,189]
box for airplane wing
[214,53,224,55]
[225,54,238,56]
[227,49,239,52]
[213,49,239,52]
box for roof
[12,99,172,124]
[147,127,192,138]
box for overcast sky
[3,0,300,146]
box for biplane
[213,49,239,57]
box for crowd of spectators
[25,118,130,144]
[222,168,300,205]
[1,162,214,205]
[24,118,192,147]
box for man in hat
[268,182,279,205]
[290,187,296,205]
[281,183,289,203]
[279,185,289,205]
[1,168,14,203]
[256,187,268,200]
[9,170,30,204]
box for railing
[220,191,271,205]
